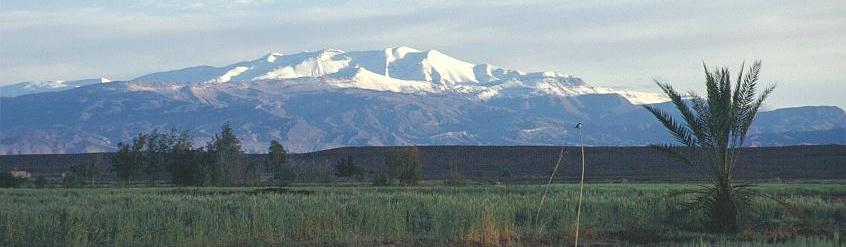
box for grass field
[1,183,843,246]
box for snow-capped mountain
[0,78,111,97]
[132,47,521,84]
[1,47,843,154]
[129,47,667,104]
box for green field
[1,183,843,246]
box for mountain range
[1,47,843,154]
[0,78,112,97]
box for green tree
[644,61,774,233]
[195,148,216,186]
[384,147,422,186]
[335,155,364,180]
[112,133,147,185]
[267,140,293,185]
[501,168,513,181]
[206,123,247,186]
[62,172,80,188]
[113,129,207,186]
[90,155,107,185]
[70,163,97,187]
[143,129,177,182]
[167,131,204,186]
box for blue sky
[1,0,844,108]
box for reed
[0,183,842,246]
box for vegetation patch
[1,184,842,246]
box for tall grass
[0,184,842,246]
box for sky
[1,0,844,108]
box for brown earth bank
[1,145,844,182]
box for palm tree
[644,61,774,233]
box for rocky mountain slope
[1,47,843,154]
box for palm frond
[651,144,694,165]
[703,63,721,114]
[656,82,707,144]
[688,94,714,147]
[643,105,696,147]
[738,84,775,140]
[668,184,718,211]
[734,62,762,133]
[731,61,746,108]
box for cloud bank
[1,0,844,108]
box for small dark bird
[575,122,582,129]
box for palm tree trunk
[711,180,738,233]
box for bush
[62,172,81,188]
[335,155,365,181]
[501,168,512,179]
[500,168,513,184]
[34,176,48,189]
[371,173,391,186]
[276,164,298,186]
[384,147,422,186]
[0,172,25,188]
[446,162,464,186]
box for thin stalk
[535,147,566,225]
[574,127,586,247]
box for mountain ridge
[1,79,842,154]
[0,78,111,97]
[2,47,666,105]
[1,47,843,154]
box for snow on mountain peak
[1,77,112,97]
[264,52,283,63]
[387,46,421,59]
[417,49,478,85]
[0,46,667,104]
[325,66,439,94]
[106,47,668,104]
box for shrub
[62,172,80,188]
[384,147,422,186]
[501,168,513,182]
[446,162,464,186]
[335,155,365,181]
[276,164,298,186]
[34,176,48,189]
[371,173,391,186]
[0,171,24,188]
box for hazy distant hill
[2,145,844,181]
[1,47,843,154]
[0,78,112,97]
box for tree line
[105,123,422,187]
[111,123,260,186]
[3,122,424,188]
